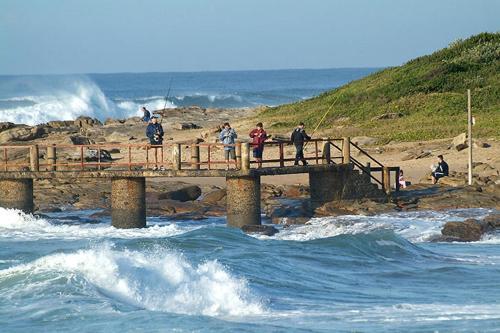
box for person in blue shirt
[219,122,238,170]
[146,116,164,170]
[142,106,151,123]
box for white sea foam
[337,303,500,323]
[263,209,494,243]
[0,244,265,317]
[0,208,195,240]
[0,77,178,125]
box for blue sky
[0,0,498,75]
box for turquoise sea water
[1,207,499,332]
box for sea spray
[0,207,198,240]
[0,244,265,317]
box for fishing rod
[158,77,174,124]
[304,92,343,148]
[162,77,174,111]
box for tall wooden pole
[467,89,472,186]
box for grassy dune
[261,32,500,141]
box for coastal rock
[70,135,93,145]
[272,216,310,225]
[352,136,378,146]
[241,224,278,236]
[483,214,500,228]
[201,188,227,204]
[0,122,17,132]
[74,116,102,128]
[158,185,202,202]
[173,122,202,130]
[452,133,468,151]
[104,118,125,126]
[372,112,403,121]
[47,120,75,129]
[0,125,47,143]
[438,176,467,187]
[440,218,492,242]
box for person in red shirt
[249,122,268,168]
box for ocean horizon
[0,68,379,125]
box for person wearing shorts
[219,122,238,170]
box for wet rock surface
[241,224,279,236]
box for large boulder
[158,185,202,202]
[173,122,202,130]
[0,125,47,143]
[201,188,227,204]
[0,122,16,133]
[241,225,278,236]
[74,116,102,128]
[351,136,378,146]
[452,133,468,151]
[440,218,492,242]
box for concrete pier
[111,177,146,228]
[309,167,347,210]
[226,175,261,227]
[0,179,34,213]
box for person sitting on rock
[291,122,311,166]
[249,122,268,168]
[432,155,449,184]
[146,115,164,170]
[142,106,151,123]
[219,122,238,170]
[399,169,407,189]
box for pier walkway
[0,138,400,228]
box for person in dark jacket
[291,122,311,166]
[146,116,164,170]
[249,122,268,168]
[432,155,449,184]
[142,106,151,123]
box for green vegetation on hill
[262,32,500,141]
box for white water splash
[0,244,265,317]
[0,208,196,240]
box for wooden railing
[0,137,399,193]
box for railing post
[383,166,391,195]
[279,143,285,167]
[322,139,331,164]
[30,144,39,171]
[80,146,84,170]
[342,137,350,164]
[395,166,401,192]
[3,148,7,171]
[128,145,132,171]
[235,142,242,169]
[172,143,181,170]
[241,142,250,171]
[47,144,56,171]
[191,144,200,170]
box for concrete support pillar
[309,167,348,210]
[241,143,250,171]
[191,144,200,170]
[47,145,56,171]
[226,175,261,227]
[322,139,331,164]
[111,177,146,228]
[383,166,391,195]
[172,144,181,170]
[0,179,34,213]
[342,137,350,164]
[30,145,39,171]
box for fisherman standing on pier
[146,115,164,170]
[249,122,268,168]
[291,122,311,166]
[220,122,238,170]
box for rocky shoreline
[1,107,499,241]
